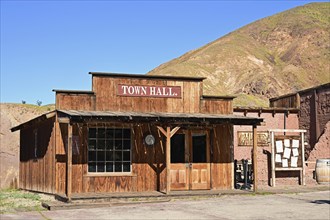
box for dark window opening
[171,134,185,163]
[88,127,131,173]
[192,134,207,163]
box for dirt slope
[148,3,330,106]
[0,104,54,188]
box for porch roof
[57,109,263,126]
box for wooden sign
[237,131,269,146]
[117,84,181,98]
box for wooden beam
[58,117,70,124]
[271,131,276,187]
[66,124,73,201]
[252,124,258,192]
[170,126,180,138]
[301,132,306,186]
[156,126,180,194]
[157,126,167,137]
[166,127,171,194]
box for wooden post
[157,126,180,195]
[252,124,258,192]
[301,132,306,186]
[271,131,276,187]
[166,127,171,194]
[66,123,73,201]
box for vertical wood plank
[253,125,258,192]
[271,131,276,187]
[67,124,73,201]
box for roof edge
[202,95,237,100]
[52,89,94,94]
[89,72,206,81]
[11,111,56,132]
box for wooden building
[12,73,262,199]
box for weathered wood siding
[19,117,55,193]
[201,98,233,114]
[92,76,202,113]
[54,122,167,193]
[270,94,298,108]
[56,93,96,110]
[211,124,233,189]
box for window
[88,127,131,173]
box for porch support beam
[252,124,258,193]
[157,126,180,194]
[66,123,73,201]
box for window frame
[87,126,132,175]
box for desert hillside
[0,104,54,188]
[148,3,330,106]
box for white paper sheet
[275,154,282,163]
[282,159,288,167]
[292,148,299,157]
[275,140,283,153]
[284,139,290,147]
[291,156,298,167]
[283,147,291,159]
[292,139,300,148]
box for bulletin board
[269,129,307,187]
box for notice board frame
[269,129,307,187]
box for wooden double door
[170,130,210,190]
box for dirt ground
[1,190,330,220]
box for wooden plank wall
[56,94,95,110]
[92,76,202,113]
[270,94,298,108]
[201,99,233,114]
[211,124,233,189]
[19,117,55,193]
[56,122,167,193]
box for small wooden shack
[12,73,262,199]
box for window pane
[98,128,106,139]
[88,162,96,172]
[89,128,96,139]
[97,151,105,162]
[123,151,130,161]
[114,129,122,139]
[97,162,105,172]
[97,139,106,150]
[123,140,131,150]
[123,162,130,172]
[106,129,114,139]
[123,129,131,139]
[114,140,122,150]
[106,162,113,172]
[115,163,122,172]
[106,151,114,161]
[114,151,122,161]
[106,139,114,150]
[88,151,96,162]
[88,139,96,150]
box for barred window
[88,128,131,173]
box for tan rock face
[0,104,54,188]
[148,3,330,107]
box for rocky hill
[148,3,330,106]
[0,104,54,188]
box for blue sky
[1,0,327,105]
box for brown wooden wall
[270,94,299,108]
[55,122,168,194]
[54,122,233,193]
[211,124,233,189]
[19,117,56,193]
[201,98,233,114]
[92,76,202,113]
[56,93,96,110]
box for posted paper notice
[276,140,283,153]
[283,148,291,159]
[292,139,299,148]
[284,139,290,147]
[291,157,298,167]
[282,159,288,168]
[275,154,282,163]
